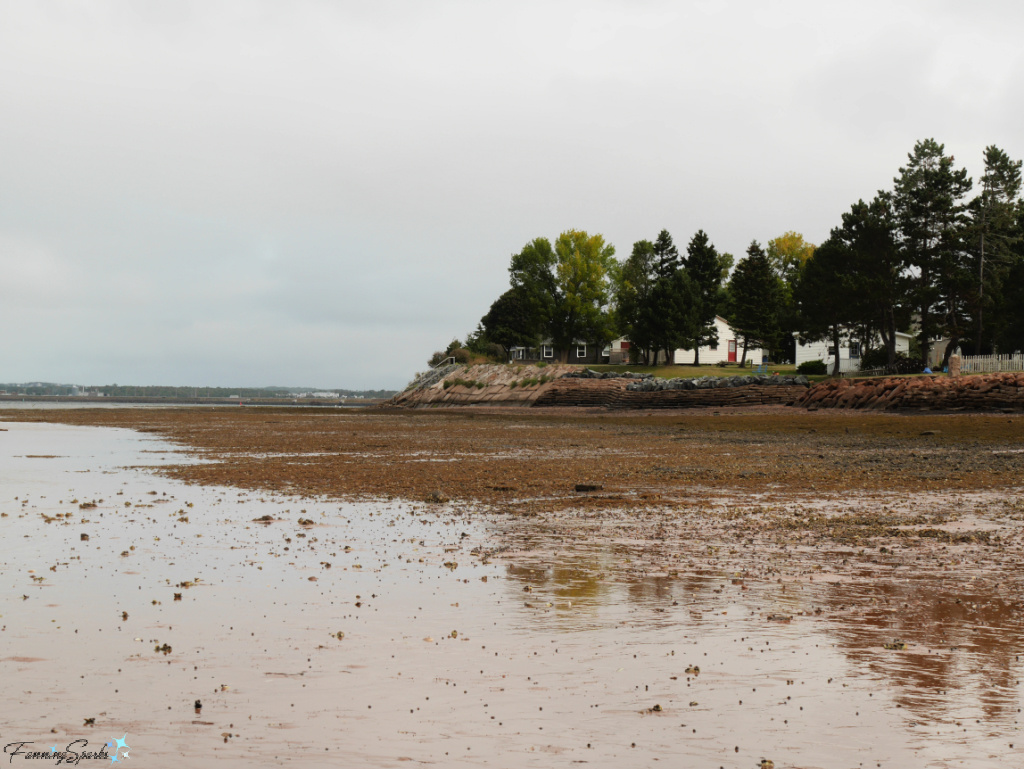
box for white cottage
[673,316,765,366]
[793,331,912,373]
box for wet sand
[1,408,1022,767]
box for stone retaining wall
[532,378,807,409]
[796,372,1024,411]
[385,364,575,407]
[389,365,810,409]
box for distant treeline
[0,383,396,399]
[437,139,1022,371]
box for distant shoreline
[0,395,383,407]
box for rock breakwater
[797,372,1024,411]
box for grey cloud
[1,0,1021,389]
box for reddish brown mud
[1,410,1022,767]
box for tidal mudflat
[2,408,1022,768]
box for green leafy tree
[767,232,815,363]
[548,230,617,359]
[504,231,617,362]
[481,287,542,359]
[891,139,973,367]
[728,241,783,364]
[767,231,816,290]
[509,237,558,334]
[683,230,723,365]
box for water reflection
[822,578,1024,727]
[500,531,1024,760]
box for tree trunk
[941,336,959,370]
[693,343,700,367]
[739,338,748,366]
[831,326,842,377]
[975,206,986,354]
[884,309,897,365]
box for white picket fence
[959,354,1024,373]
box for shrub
[484,343,505,362]
[536,361,547,369]
[451,347,472,364]
[797,359,828,375]
[859,347,887,369]
[509,380,519,389]
[860,348,918,370]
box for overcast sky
[1,1,1021,390]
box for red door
[728,339,737,362]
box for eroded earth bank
[2,406,1022,768]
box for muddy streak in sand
[1,410,1023,767]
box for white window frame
[576,344,587,358]
[542,345,553,359]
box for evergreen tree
[969,145,1022,352]
[994,205,1024,353]
[643,229,699,363]
[793,237,863,376]
[652,229,681,278]
[649,268,699,363]
[891,139,973,367]
[834,194,909,365]
[728,241,783,364]
[614,240,658,364]
[683,230,722,365]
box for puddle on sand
[1,422,1022,768]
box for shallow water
[1,422,1021,767]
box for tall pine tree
[683,230,722,365]
[970,145,1022,352]
[614,240,658,364]
[728,241,783,365]
[891,139,972,367]
[793,237,863,376]
[647,229,696,363]
[835,194,909,365]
